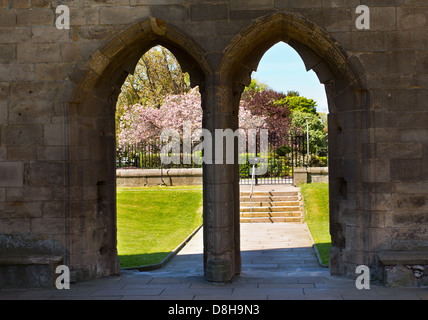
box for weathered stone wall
[293,167,328,186]
[116,168,202,187]
[0,0,427,287]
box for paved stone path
[1,185,427,300]
[1,223,427,300]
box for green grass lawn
[116,186,202,268]
[300,183,331,266]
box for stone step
[240,191,298,197]
[239,189,302,223]
[240,211,302,218]
[240,206,300,212]
[240,201,300,207]
[240,217,303,223]
[240,196,299,202]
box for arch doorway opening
[237,41,330,269]
[67,20,210,282]
[114,45,204,270]
[215,12,368,282]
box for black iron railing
[117,135,311,184]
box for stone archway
[67,18,211,283]
[58,12,375,284]
[1,0,427,289]
[215,12,371,280]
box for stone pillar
[202,76,241,282]
[293,168,308,187]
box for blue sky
[251,42,328,114]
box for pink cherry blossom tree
[117,87,270,148]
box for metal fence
[117,135,308,184]
[238,135,306,185]
[117,138,202,169]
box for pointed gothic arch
[67,18,211,282]
[215,12,373,279]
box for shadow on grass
[313,242,331,267]
[119,252,171,270]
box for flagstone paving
[1,185,427,300]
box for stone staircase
[240,190,303,223]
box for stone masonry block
[397,7,428,30]
[0,44,16,63]
[9,82,61,102]
[29,161,64,187]
[0,219,31,233]
[0,147,6,160]
[12,0,31,9]
[363,0,403,6]
[301,7,352,32]
[230,0,274,10]
[0,27,32,43]
[30,217,65,234]
[400,129,428,142]
[43,124,65,146]
[275,0,322,9]
[76,26,119,41]
[150,5,188,21]
[322,0,359,7]
[205,183,234,204]
[0,201,44,219]
[0,101,6,125]
[17,43,62,63]
[351,6,396,31]
[8,100,53,124]
[416,52,428,74]
[4,124,43,146]
[17,8,55,26]
[0,161,24,187]
[0,64,35,82]
[100,6,150,25]
[190,3,228,21]
[229,9,274,20]
[69,7,99,26]
[35,63,73,81]
[359,51,416,75]
[31,26,71,43]
[42,201,64,218]
[390,159,428,181]
[377,143,422,159]
[6,187,52,202]
[0,10,16,27]
[36,146,65,161]
[0,82,8,100]
[88,50,111,75]
[32,0,50,8]
[6,147,36,161]
[205,226,234,254]
[131,0,182,4]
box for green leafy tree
[291,111,328,159]
[286,90,300,97]
[244,79,270,94]
[275,92,327,161]
[277,95,318,115]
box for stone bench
[293,167,328,187]
[377,250,428,287]
[0,255,63,288]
